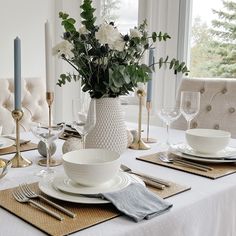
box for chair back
[0,78,48,134]
[173,78,236,138]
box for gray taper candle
[146,48,155,102]
[14,37,21,110]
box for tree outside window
[190,0,236,78]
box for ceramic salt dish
[185,128,231,154]
[62,149,121,186]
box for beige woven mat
[137,152,236,179]
[0,180,190,236]
[0,142,38,155]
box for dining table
[1,124,236,236]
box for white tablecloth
[1,126,236,236]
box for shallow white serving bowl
[62,149,121,186]
[185,129,231,154]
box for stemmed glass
[31,123,65,178]
[72,96,96,149]
[180,91,200,130]
[158,107,181,148]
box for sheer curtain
[138,0,191,124]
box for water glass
[180,91,200,129]
[158,107,181,148]
[31,123,65,178]
[72,96,96,148]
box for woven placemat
[0,142,38,156]
[0,180,190,236]
[137,152,236,179]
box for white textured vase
[85,97,128,154]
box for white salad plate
[38,172,144,204]
[0,137,14,149]
[53,172,131,195]
[171,143,236,159]
[170,149,236,163]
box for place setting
[0,147,177,235]
[138,127,236,179]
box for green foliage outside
[190,0,236,78]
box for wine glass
[158,107,181,148]
[180,91,200,130]
[72,96,96,149]
[31,123,65,178]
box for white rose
[53,40,74,58]
[130,28,142,38]
[78,26,89,35]
[94,57,108,65]
[111,39,125,52]
[95,23,121,46]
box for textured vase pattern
[85,97,128,154]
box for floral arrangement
[53,0,188,99]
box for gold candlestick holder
[11,110,32,168]
[142,102,157,143]
[38,92,61,167]
[130,89,150,150]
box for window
[100,0,139,105]
[189,0,236,78]
[100,0,138,34]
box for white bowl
[185,129,231,154]
[62,149,121,186]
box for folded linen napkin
[100,183,173,222]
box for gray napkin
[100,183,173,222]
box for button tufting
[200,88,205,94]
[221,88,227,94]
[206,105,212,111]
[214,124,220,130]
[229,107,235,113]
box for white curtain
[138,0,191,115]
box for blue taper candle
[146,48,154,102]
[14,37,21,110]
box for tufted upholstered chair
[0,78,48,134]
[172,78,236,138]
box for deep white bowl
[185,129,231,154]
[62,149,121,186]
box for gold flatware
[19,183,76,218]
[159,154,210,172]
[120,164,171,187]
[0,159,11,179]
[4,136,31,145]
[139,177,165,190]
[12,189,63,221]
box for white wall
[0,0,54,79]
[54,0,82,123]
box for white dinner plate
[171,143,236,159]
[0,137,14,149]
[53,172,131,195]
[38,172,144,204]
[170,149,236,163]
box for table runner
[0,180,190,236]
[0,142,38,155]
[137,152,236,179]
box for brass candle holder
[142,102,157,143]
[130,89,150,150]
[38,92,61,167]
[11,110,32,168]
